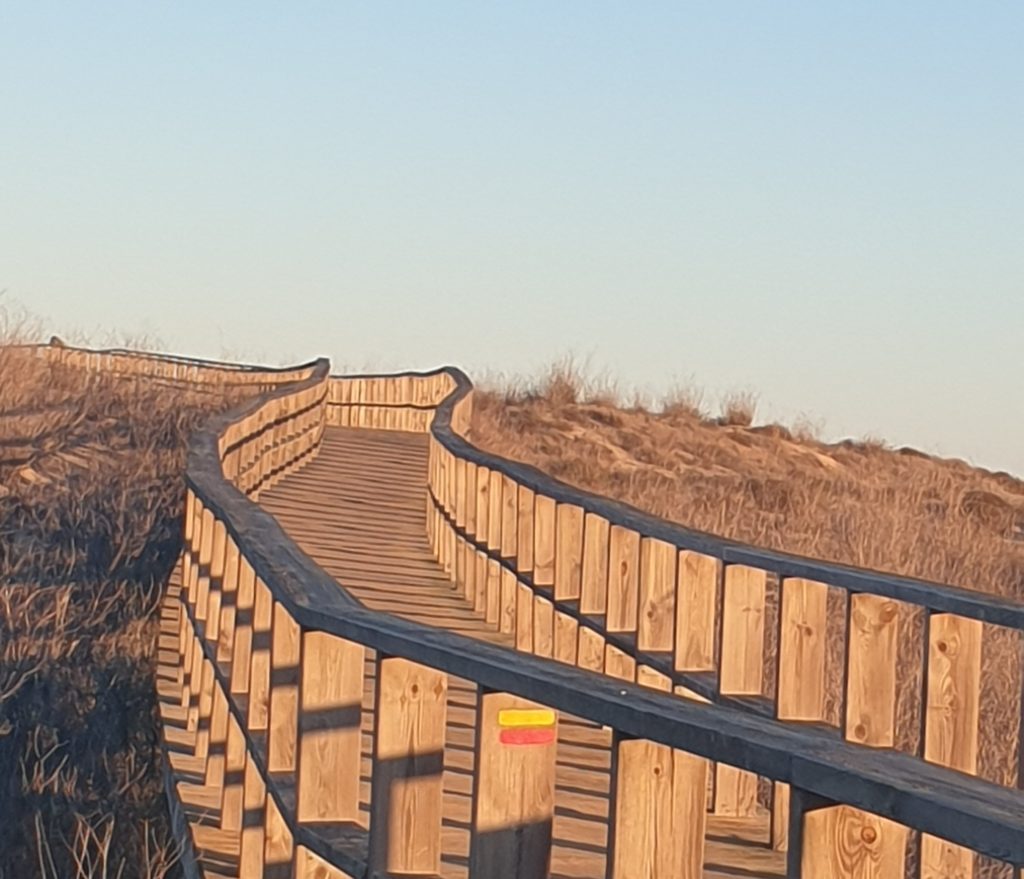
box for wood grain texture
[921,613,982,879]
[720,565,767,697]
[298,631,365,823]
[845,594,899,748]
[777,578,828,722]
[517,486,535,573]
[675,551,719,672]
[369,656,448,876]
[799,804,906,878]
[581,512,611,616]
[534,493,558,590]
[555,503,584,601]
[607,526,641,634]
[470,692,557,879]
[609,736,708,879]
[638,538,677,653]
[268,600,302,773]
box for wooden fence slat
[606,527,641,633]
[555,504,584,601]
[580,513,611,616]
[638,538,676,653]
[921,613,982,878]
[675,551,718,672]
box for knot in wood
[860,825,878,844]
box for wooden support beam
[368,656,447,877]
[845,594,899,748]
[298,631,365,824]
[469,692,558,878]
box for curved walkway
[254,427,783,879]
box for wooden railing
[426,367,1024,873]
[41,345,1024,877]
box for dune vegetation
[0,318,244,878]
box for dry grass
[473,361,1024,597]
[0,331,245,877]
[471,360,1024,857]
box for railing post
[297,631,365,824]
[268,601,302,773]
[368,656,447,877]
[229,556,257,696]
[220,713,246,833]
[469,692,557,878]
[716,564,767,816]
[532,496,556,660]
[773,577,830,850]
[921,612,981,877]
[248,579,274,731]
[264,793,295,878]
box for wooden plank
[239,750,267,877]
[298,631,365,823]
[533,494,557,589]
[606,526,641,633]
[485,558,501,625]
[469,692,558,878]
[517,486,535,572]
[777,578,829,721]
[845,594,899,748]
[488,469,503,550]
[608,736,707,879]
[605,644,636,682]
[216,538,240,663]
[229,555,257,695]
[248,578,273,731]
[798,803,907,878]
[533,595,554,658]
[268,601,302,772]
[501,474,518,558]
[295,847,351,879]
[580,513,610,616]
[578,625,605,673]
[921,613,982,879]
[553,611,578,665]
[555,503,584,601]
[638,537,676,653]
[516,582,534,652]
[264,791,294,877]
[500,568,517,635]
[221,713,246,833]
[475,464,490,543]
[719,565,767,696]
[368,657,447,877]
[675,551,719,672]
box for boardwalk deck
[160,427,785,878]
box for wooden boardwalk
[161,427,785,878]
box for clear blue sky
[2,4,1022,474]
